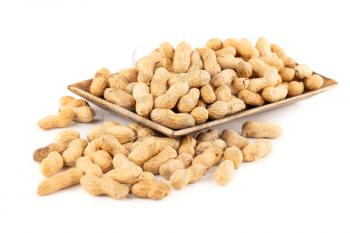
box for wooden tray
[68,75,337,138]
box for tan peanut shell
[170,168,192,190]
[208,98,246,119]
[40,151,64,177]
[150,67,169,97]
[215,85,232,102]
[87,122,136,144]
[104,153,142,184]
[125,82,137,94]
[154,81,189,109]
[198,48,221,76]
[90,68,110,97]
[136,53,161,85]
[136,136,180,150]
[83,139,100,158]
[201,84,216,104]
[118,67,138,83]
[213,160,234,185]
[248,58,273,77]
[178,136,197,155]
[80,174,129,199]
[59,96,88,108]
[159,42,174,61]
[159,159,185,179]
[69,106,95,123]
[131,179,171,200]
[288,81,304,97]
[295,64,313,80]
[304,74,324,90]
[104,88,135,110]
[173,41,192,73]
[37,108,74,130]
[133,82,153,116]
[260,56,284,71]
[190,106,208,124]
[128,138,161,166]
[150,109,195,129]
[143,146,177,174]
[177,88,200,113]
[195,139,227,155]
[37,168,83,195]
[177,153,193,168]
[196,129,220,143]
[98,134,129,156]
[62,138,87,166]
[76,157,102,177]
[223,146,243,169]
[188,50,203,72]
[192,148,217,169]
[224,38,259,59]
[108,73,129,90]
[242,121,282,139]
[279,67,295,82]
[231,78,249,95]
[33,143,66,162]
[221,129,248,149]
[90,150,113,172]
[256,37,272,57]
[206,38,223,51]
[238,90,265,106]
[242,139,272,162]
[211,69,236,87]
[168,70,210,87]
[262,84,288,103]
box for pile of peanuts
[34,108,282,200]
[88,37,324,129]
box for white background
[0,0,349,232]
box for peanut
[128,138,161,166]
[133,82,153,116]
[159,159,185,179]
[223,146,243,169]
[255,37,272,57]
[177,88,200,113]
[178,135,197,155]
[221,129,248,149]
[90,150,113,172]
[59,96,88,108]
[104,153,143,184]
[248,57,275,77]
[279,67,295,82]
[80,174,129,199]
[136,136,180,150]
[231,77,249,95]
[188,50,203,72]
[195,139,227,155]
[143,146,177,174]
[260,56,284,71]
[131,179,171,200]
[118,67,138,83]
[108,73,129,90]
[200,84,216,104]
[62,138,88,166]
[213,160,234,185]
[98,134,129,156]
[154,81,189,109]
[190,106,208,124]
[159,42,174,61]
[206,38,223,51]
[90,68,110,97]
[287,81,304,97]
[37,108,74,130]
[238,90,265,106]
[87,121,136,143]
[196,129,220,143]
[242,121,282,139]
[208,98,246,119]
[76,157,102,177]
[40,151,64,177]
[215,85,232,102]
[223,38,259,59]
[242,139,272,162]
[125,82,137,94]
[173,41,192,73]
[198,48,221,76]
[136,52,163,85]
[150,67,169,97]
[169,168,192,190]
[211,69,236,87]
[304,74,324,90]
[168,70,210,87]
[83,139,100,158]
[150,109,195,129]
[295,64,312,80]
[247,69,281,93]
[192,148,217,169]
[37,168,83,195]
[262,84,288,103]
[104,88,135,110]
[177,152,193,168]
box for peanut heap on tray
[87,37,324,129]
[34,119,282,200]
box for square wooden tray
[68,74,337,138]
